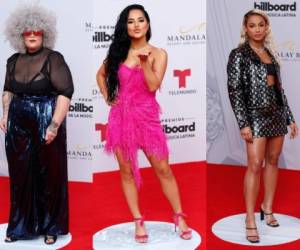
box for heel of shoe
[173,212,186,232]
[260,206,279,227]
[260,208,264,221]
[173,212,192,240]
[134,216,148,243]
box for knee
[120,164,134,183]
[155,166,173,180]
[267,153,280,167]
[248,159,264,175]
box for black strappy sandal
[246,227,260,243]
[44,235,57,245]
[4,236,18,243]
[260,206,280,227]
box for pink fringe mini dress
[105,63,169,187]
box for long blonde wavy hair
[239,9,279,63]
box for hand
[45,121,59,145]
[137,47,153,65]
[240,126,253,142]
[289,122,298,139]
[138,51,151,62]
[0,117,8,133]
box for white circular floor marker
[0,223,71,250]
[212,213,300,246]
[93,221,201,250]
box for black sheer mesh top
[3,47,74,99]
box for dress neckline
[121,63,142,70]
[26,47,44,56]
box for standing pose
[227,9,298,243]
[0,5,74,244]
[97,4,192,243]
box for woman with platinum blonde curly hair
[227,9,298,243]
[0,4,74,245]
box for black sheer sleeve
[3,70,10,92]
[3,53,19,92]
[49,51,74,99]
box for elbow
[147,81,161,92]
[96,67,106,83]
[59,86,74,100]
[148,86,157,92]
[147,85,160,92]
[96,70,101,83]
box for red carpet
[0,161,205,250]
[207,163,300,250]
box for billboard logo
[69,103,93,113]
[163,122,195,134]
[254,2,296,11]
[92,32,114,42]
[68,98,93,119]
[85,22,115,49]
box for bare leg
[146,154,190,238]
[115,148,147,242]
[245,137,267,240]
[262,136,284,225]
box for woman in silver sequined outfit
[227,9,298,243]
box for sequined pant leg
[5,95,69,239]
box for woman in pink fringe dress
[96,4,192,244]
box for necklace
[129,44,149,51]
[250,45,265,53]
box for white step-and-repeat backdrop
[207,0,300,169]
[0,0,206,182]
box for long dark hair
[105,4,151,102]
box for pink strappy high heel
[134,216,148,243]
[173,212,192,240]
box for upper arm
[227,49,243,89]
[152,48,168,84]
[49,51,74,99]
[3,53,19,92]
[97,63,107,81]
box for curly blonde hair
[4,4,57,53]
[239,9,279,63]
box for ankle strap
[264,212,273,215]
[174,212,187,218]
[261,205,273,215]
[173,212,187,225]
[134,216,145,226]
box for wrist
[48,120,59,135]
[140,60,151,69]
